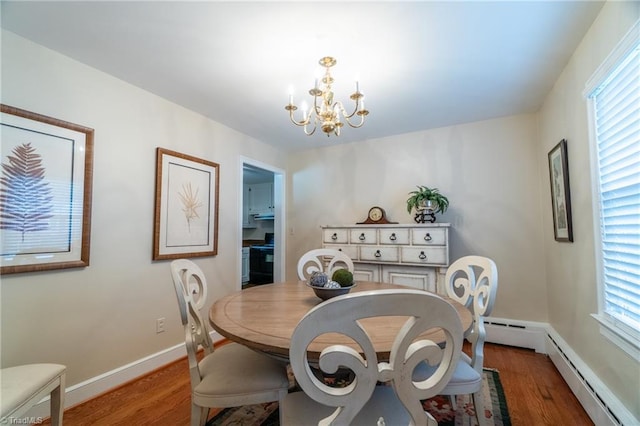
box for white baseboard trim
[546,329,638,426]
[26,331,223,420]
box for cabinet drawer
[323,229,348,244]
[323,244,358,260]
[401,247,447,265]
[411,228,447,246]
[360,246,399,262]
[379,228,410,245]
[349,229,377,244]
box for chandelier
[285,56,369,137]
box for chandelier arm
[303,119,317,135]
[343,114,366,129]
[288,109,311,127]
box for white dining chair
[170,259,290,426]
[297,248,354,281]
[0,363,66,426]
[415,255,498,426]
[281,289,463,425]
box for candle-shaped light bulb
[301,101,308,120]
[356,80,360,93]
[289,94,294,105]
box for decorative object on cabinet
[285,56,369,137]
[548,139,573,242]
[357,206,397,224]
[153,148,219,260]
[322,224,450,293]
[406,185,449,224]
[0,104,94,274]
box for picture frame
[153,148,219,260]
[0,104,94,274]
[548,139,573,242]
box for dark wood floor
[41,342,593,425]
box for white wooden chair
[281,289,463,425]
[170,259,289,426]
[415,255,498,426]
[297,248,354,281]
[0,363,66,426]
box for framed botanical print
[0,104,94,274]
[153,148,219,260]
[548,139,573,242]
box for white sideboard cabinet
[321,224,450,293]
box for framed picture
[548,139,573,242]
[153,148,219,260]
[0,104,94,274]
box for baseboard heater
[484,317,547,353]
[546,331,637,426]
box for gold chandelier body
[285,57,369,137]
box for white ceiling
[1,1,604,152]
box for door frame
[239,156,286,286]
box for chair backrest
[444,255,498,374]
[289,289,463,425]
[297,248,354,281]
[170,259,214,389]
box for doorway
[240,159,285,288]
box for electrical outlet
[156,317,165,333]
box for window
[584,21,640,360]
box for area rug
[207,368,511,426]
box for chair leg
[449,394,457,410]
[278,388,287,425]
[471,390,486,426]
[191,403,206,426]
[50,375,65,426]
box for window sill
[591,314,640,362]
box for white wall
[286,113,548,322]
[538,1,639,418]
[0,30,286,386]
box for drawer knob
[389,233,397,241]
[375,250,382,258]
[331,233,338,241]
[359,233,366,241]
[424,233,432,242]
[419,251,427,260]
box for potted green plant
[406,185,449,223]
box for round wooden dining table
[209,280,473,362]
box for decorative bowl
[306,282,356,301]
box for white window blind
[586,31,640,348]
